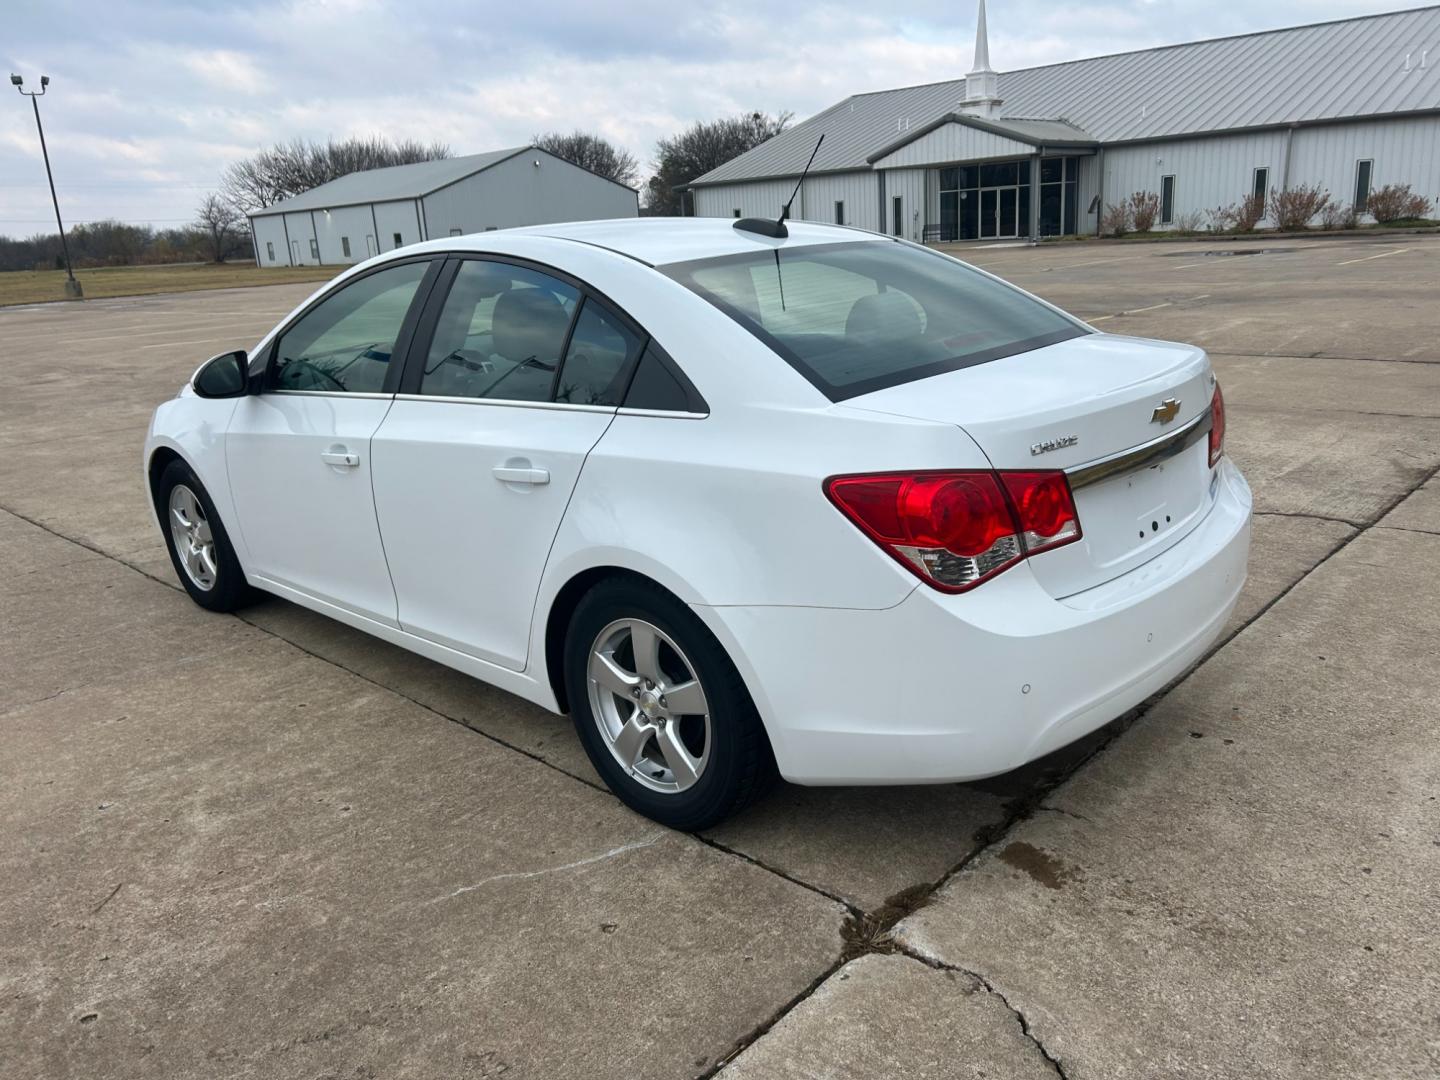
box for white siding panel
[1076,154,1101,235]
[423,151,638,235]
[873,123,1035,169]
[802,172,880,230]
[1102,131,1289,228]
[691,172,879,230]
[282,212,318,265]
[1288,115,1440,214]
[312,204,373,264]
[251,216,289,266]
[374,200,422,253]
[692,179,794,220]
[883,168,925,241]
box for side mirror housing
[192,350,249,398]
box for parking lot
[3,233,1438,1078]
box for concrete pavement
[3,234,1437,1077]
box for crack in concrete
[1376,523,1440,538]
[894,944,1069,1079]
[1206,350,1440,366]
[432,834,663,903]
[1252,509,1363,528]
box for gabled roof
[692,4,1440,186]
[867,114,1095,163]
[250,147,531,217]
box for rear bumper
[696,459,1252,785]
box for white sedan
[146,218,1251,829]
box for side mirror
[192,350,249,398]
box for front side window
[665,240,1086,401]
[419,260,579,401]
[271,261,429,393]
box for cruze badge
[1030,434,1079,456]
[1150,398,1182,424]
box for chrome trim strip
[615,407,709,420]
[391,393,616,413]
[1065,410,1212,490]
[269,390,394,400]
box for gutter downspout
[1095,146,1105,236]
[1280,125,1296,191]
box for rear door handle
[492,465,550,485]
[320,450,360,468]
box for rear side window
[555,300,643,406]
[664,241,1086,401]
[419,259,579,401]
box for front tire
[155,459,251,612]
[564,578,774,830]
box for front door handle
[320,449,360,468]
[492,465,550,485]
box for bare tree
[532,131,640,187]
[220,136,452,213]
[194,193,246,263]
[646,111,793,215]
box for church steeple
[961,0,1003,118]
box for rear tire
[564,577,775,830]
[155,458,252,613]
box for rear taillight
[825,469,1081,593]
[1208,382,1226,468]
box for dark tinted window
[419,259,579,401]
[1161,175,1175,224]
[555,300,642,406]
[665,241,1086,401]
[624,344,704,413]
[1355,160,1373,211]
[271,261,428,393]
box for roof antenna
[734,133,824,239]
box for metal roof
[694,4,1440,185]
[250,147,530,217]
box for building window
[1252,167,1269,205]
[341,236,351,258]
[1160,175,1175,225]
[266,241,274,262]
[449,227,462,236]
[309,238,319,260]
[1037,157,1078,238]
[733,209,742,218]
[393,232,403,247]
[892,196,903,237]
[1354,159,1373,212]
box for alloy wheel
[168,483,217,591]
[586,618,711,793]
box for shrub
[1128,191,1161,233]
[1172,210,1205,234]
[1207,194,1264,233]
[1269,184,1331,231]
[1364,183,1433,223]
[1319,201,1358,230]
[1101,202,1132,237]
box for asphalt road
[3,233,1437,1079]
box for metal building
[249,146,638,267]
[688,3,1440,239]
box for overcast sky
[0,0,1423,237]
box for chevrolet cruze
[145,218,1251,829]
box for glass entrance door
[980,187,1020,238]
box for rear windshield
[663,240,1088,401]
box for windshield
[663,240,1088,401]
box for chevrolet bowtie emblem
[1150,398,1182,424]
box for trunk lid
[845,332,1217,597]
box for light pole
[10,73,82,299]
